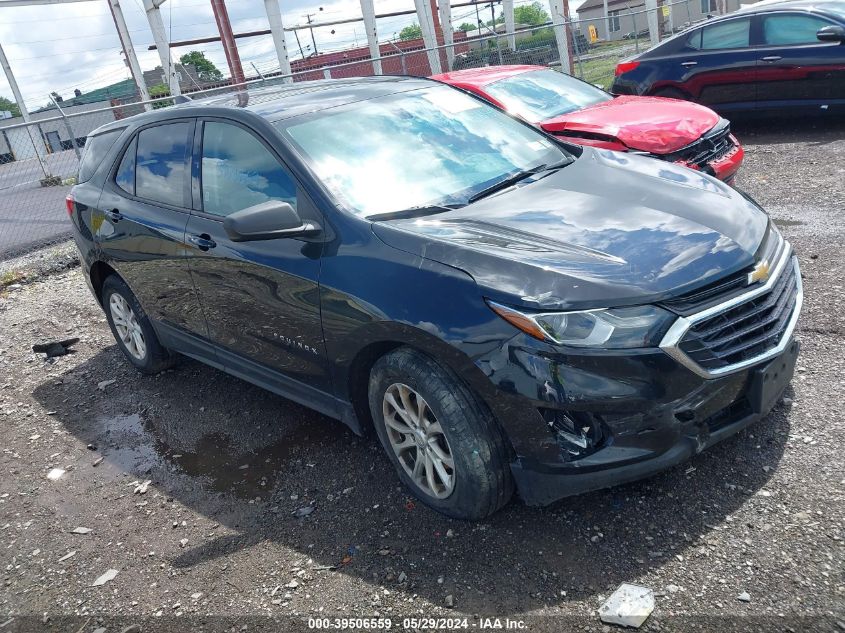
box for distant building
[142,63,203,91]
[576,0,760,42]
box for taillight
[65,194,74,217]
[615,61,640,76]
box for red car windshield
[484,69,612,121]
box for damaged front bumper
[498,339,799,506]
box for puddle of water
[94,412,343,501]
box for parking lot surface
[0,151,77,257]
[0,118,843,632]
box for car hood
[372,148,768,311]
[539,95,721,154]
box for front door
[97,119,210,341]
[184,118,332,400]
[754,11,845,108]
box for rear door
[679,16,758,110]
[97,119,210,344]
[754,11,845,108]
[184,117,333,405]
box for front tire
[102,275,176,375]
[368,347,514,520]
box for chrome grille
[660,239,802,378]
[678,259,798,370]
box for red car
[431,65,744,184]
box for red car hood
[539,95,721,155]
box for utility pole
[142,0,182,96]
[293,29,305,57]
[0,41,50,176]
[359,0,381,75]
[107,0,151,110]
[302,7,323,55]
[263,0,293,82]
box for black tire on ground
[368,347,514,520]
[652,87,689,100]
[101,275,176,375]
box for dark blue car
[611,0,845,115]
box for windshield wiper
[367,204,462,222]
[467,158,572,204]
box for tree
[0,96,20,118]
[148,83,173,109]
[399,23,422,40]
[179,51,223,82]
[457,22,476,32]
[514,2,550,25]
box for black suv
[68,77,802,520]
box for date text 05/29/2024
[307,617,527,629]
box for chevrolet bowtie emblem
[747,260,771,285]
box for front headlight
[487,300,675,349]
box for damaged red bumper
[675,133,744,185]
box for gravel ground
[1,118,843,633]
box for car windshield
[276,85,569,218]
[482,69,612,121]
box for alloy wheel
[382,382,455,499]
[109,293,147,360]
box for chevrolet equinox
[67,77,802,520]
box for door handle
[105,209,121,222]
[681,61,698,67]
[187,233,217,251]
[760,55,782,62]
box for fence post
[437,0,455,70]
[645,0,660,46]
[251,62,267,85]
[550,0,573,75]
[570,19,584,78]
[632,10,640,53]
[389,41,408,76]
[48,95,81,162]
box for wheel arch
[89,260,119,305]
[339,322,513,453]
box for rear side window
[78,129,122,183]
[762,14,833,45]
[689,18,751,50]
[200,121,297,217]
[135,122,192,208]
[115,137,137,196]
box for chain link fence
[0,0,705,260]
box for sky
[0,0,587,111]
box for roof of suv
[92,75,435,135]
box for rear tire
[102,275,176,375]
[368,347,514,520]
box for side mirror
[817,25,845,43]
[223,200,321,242]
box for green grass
[575,55,619,90]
